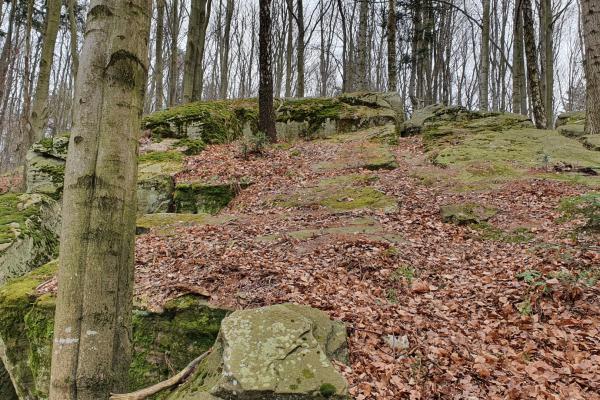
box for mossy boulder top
[169,304,349,399]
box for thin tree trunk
[68,0,79,81]
[296,0,305,97]
[219,0,234,99]
[285,0,294,97]
[512,0,526,115]
[155,0,165,109]
[192,0,211,100]
[541,0,553,127]
[183,0,200,102]
[581,0,600,134]
[480,0,490,110]
[337,0,348,92]
[387,0,397,92]
[522,0,546,128]
[49,0,151,399]
[0,0,16,109]
[168,0,180,106]
[356,0,369,91]
[259,0,276,141]
[29,0,61,142]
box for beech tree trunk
[296,0,305,97]
[168,0,179,106]
[219,0,234,99]
[155,0,165,109]
[49,1,151,399]
[522,0,546,129]
[387,0,397,92]
[512,0,526,115]
[581,0,600,134]
[29,0,61,142]
[480,0,490,110]
[68,0,79,82]
[183,0,211,102]
[285,0,294,97]
[259,0,276,141]
[356,0,369,91]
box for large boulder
[0,260,228,399]
[0,193,59,285]
[168,304,349,400]
[143,94,405,142]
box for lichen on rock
[167,304,349,400]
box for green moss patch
[558,192,600,232]
[440,203,497,225]
[471,223,534,243]
[0,194,39,245]
[274,174,397,212]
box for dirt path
[135,125,599,399]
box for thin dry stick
[109,349,212,400]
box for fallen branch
[109,349,212,400]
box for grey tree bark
[49,1,151,399]
[168,0,180,106]
[259,0,276,141]
[219,0,234,99]
[479,0,490,110]
[68,0,79,82]
[183,0,211,102]
[512,0,527,115]
[285,0,294,97]
[522,0,546,129]
[155,0,165,109]
[29,0,61,142]
[356,0,369,91]
[387,0,397,92]
[581,0,600,134]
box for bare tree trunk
[356,0,369,91]
[155,0,165,109]
[522,0,546,128]
[387,0,397,92]
[296,0,305,97]
[29,0,61,142]
[68,0,79,81]
[259,0,276,141]
[540,0,553,127]
[49,0,151,399]
[480,0,490,110]
[219,0,234,98]
[0,0,17,110]
[512,0,526,114]
[581,0,600,134]
[337,0,348,93]
[285,0,294,97]
[193,0,212,100]
[168,0,180,106]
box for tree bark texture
[387,0,397,92]
[581,0,600,134]
[522,0,546,129]
[49,1,151,399]
[259,0,276,141]
[480,0,490,110]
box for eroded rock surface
[0,193,59,285]
[168,304,349,400]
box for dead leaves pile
[111,135,600,398]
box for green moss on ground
[138,151,183,164]
[440,203,497,225]
[274,174,397,212]
[558,192,600,232]
[174,138,206,155]
[0,263,228,399]
[424,124,600,188]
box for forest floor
[132,124,598,399]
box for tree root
[109,349,212,400]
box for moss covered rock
[0,261,228,399]
[173,182,248,215]
[143,94,404,143]
[167,304,349,400]
[440,203,497,225]
[25,135,69,199]
[0,193,59,285]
